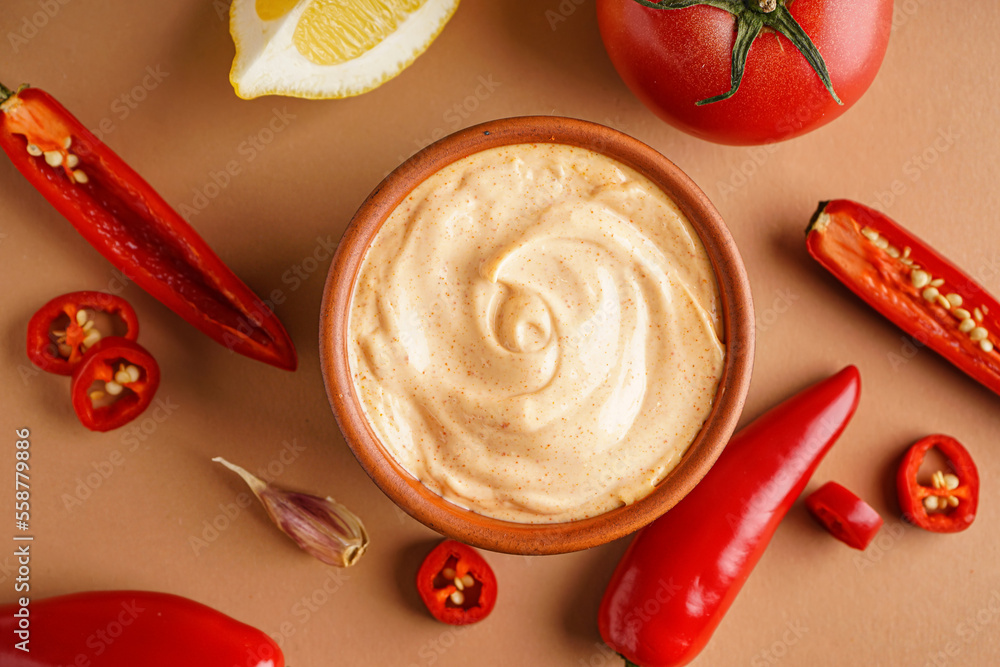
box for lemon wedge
[230,0,460,99]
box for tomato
[596,0,893,145]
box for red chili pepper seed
[857,225,995,354]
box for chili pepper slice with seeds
[805,481,883,550]
[806,199,1000,397]
[71,337,160,432]
[27,290,139,375]
[0,82,297,371]
[417,539,497,625]
[897,434,978,533]
[0,590,284,666]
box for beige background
[2,1,999,665]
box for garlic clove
[212,456,369,567]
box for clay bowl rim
[319,116,754,555]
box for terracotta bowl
[319,116,754,555]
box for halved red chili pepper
[26,290,139,375]
[0,83,297,371]
[71,337,160,432]
[417,539,497,625]
[0,590,284,666]
[806,199,1000,396]
[897,434,979,533]
[805,481,883,550]
[599,366,861,667]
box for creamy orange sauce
[348,143,724,523]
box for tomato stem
[629,0,842,106]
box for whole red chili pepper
[807,199,999,397]
[599,366,861,667]
[897,434,979,533]
[0,83,297,371]
[805,481,883,550]
[0,590,284,666]
[26,290,139,375]
[70,337,160,432]
[416,539,498,625]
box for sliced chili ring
[70,337,160,432]
[27,291,139,375]
[805,481,884,550]
[897,434,979,533]
[806,200,1000,397]
[416,540,497,625]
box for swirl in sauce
[348,143,725,523]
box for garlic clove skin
[261,489,369,567]
[213,456,369,567]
